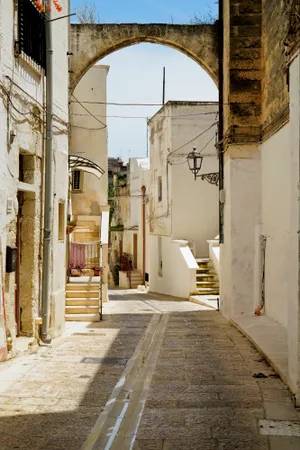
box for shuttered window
[72,170,83,191]
[17,0,46,70]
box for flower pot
[66,225,74,235]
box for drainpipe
[218,0,224,244]
[141,186,146,284]
[41,1,53,343]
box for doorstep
[231,313,290,392]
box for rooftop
[148,100,219,124]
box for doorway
[133,234,138,270]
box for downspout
[41,1,53,343]
[141,185,146,284]
[218,0,224,244]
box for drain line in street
[81,312,169,450]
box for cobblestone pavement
[0,291,299,450]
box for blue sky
[71,1,218,161]
[70,0,218,24]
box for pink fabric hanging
[70,243,86,268]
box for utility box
[6,246,17,273]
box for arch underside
[70,24,219,92]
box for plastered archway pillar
[220,1,262,319]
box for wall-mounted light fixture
[187,146,219,186]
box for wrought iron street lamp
[187,147,219,186]
[187,147,203,179]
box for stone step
[196,281,219,288]
[66,284,99,291]
[65,313,100,322]
[196,258,210,263]
[66,298,99,306]
[65,305,99,314]
[76,221,99,228]
[196,267,211,273]
[196,273,216,280]
[66,290,99,298]
[196,287,219,295]
[73,235,99,241]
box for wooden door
[133,234,138,270]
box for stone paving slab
[0,291,299,450]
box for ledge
[17,181,36,194]
[231,313,289,390]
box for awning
[69,154,105,179]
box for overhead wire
[70,111,219,120]
[167,121,219,160]
[70,100,219,107]
[71,94,107,129]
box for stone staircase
[65,283,100,321]
[195,258,219,295]
[130,270,143,288]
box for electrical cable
[167,121,218,160]
[70,100,219,107]
[70,111,219,119]
[71,94,107,129]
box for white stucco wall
[220,150,262,318]
[148,236,197,298]
[128,158,150,276]
[149,102,219,256]
[287,53,300,400]
[0,0,69,348]
[172,161,219,257]
[261,124,290,328]
[70,65,109,216]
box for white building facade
[148,101,219,298]
[0,0,69,359]
[70,65,109,219]
[122,158,150,285]
[69,64,109,302]
[220,51,300,404]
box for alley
[0,291,299,450]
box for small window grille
[72,170,82,191]
[17,0,46,70]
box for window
[17,0,46,69]
[58,202,65,241]
[72,170,83,191]
[158,176,162,202]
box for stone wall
[262,0,292,139]
[225,0,262,147]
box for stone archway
[69,23,219,92]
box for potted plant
[66,220,76,235]
[68,262,86,277]
[92,266,102,276]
